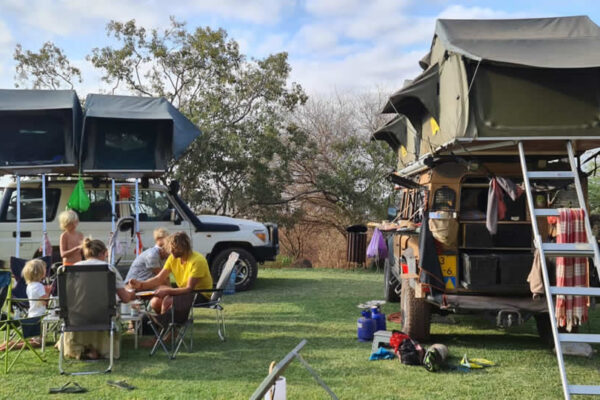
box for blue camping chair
[0,269,46,373]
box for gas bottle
[224,268,237,295]
[357,310,376,342]
[371,306,386,332]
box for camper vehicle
[0,179,278,291]
[374,16,600,398]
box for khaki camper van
[374,16,600,350]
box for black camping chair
[57,264,117,374]
[146,292,196,359]
[192,251,239,342]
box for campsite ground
[3,268,599,399]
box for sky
[0,0,599,98]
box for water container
[224,268,237,295]
[357,310,376,342]
[371,306,386,332]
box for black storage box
[498,253,533,285]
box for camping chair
[146,292,196,359]
[57,264,117,374]
[0,270,46,373]
[192,251,239,342]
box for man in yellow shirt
[130,232,213,313]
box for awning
[436,16,600,68]
[371,116,407,151]
[382,64,439,128]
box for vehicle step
[541,243,594,257]
[549,286,600,296]
[569,385,600,395]
[534,208,560,217]
[527,171,574,179]
[558,333,600,344]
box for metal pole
[15,175,20,258]
[135,179,140,256]
[42,174,47,257]
[111,179,116,265]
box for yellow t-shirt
[163,251,213,292]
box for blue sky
[0,0,599,96]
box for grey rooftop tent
[379,15,600,168]
[80,94,201,177]
[0,89,82,174]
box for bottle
[357,310,376,342]
[224,268,237,295]
[371,306,386,332]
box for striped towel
[555,208,589,332]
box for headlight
[253,230,267,242]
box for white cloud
[0,19,14,84]
[186,0,295,25]
[438,5,526,19]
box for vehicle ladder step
[527,171,574,179]
[569,385,600,395]
[541,243,594,257]
[550,286,600,296]
[534,208,560,217]
[558,333,600,344]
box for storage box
[461,253,498,288]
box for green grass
[2,268,600,399]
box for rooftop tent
[80,94,201,177]
[384,15,600,160]
[0,89,81,174]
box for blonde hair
[22,259,46,284]
[153,228,169,241]
[82,237,107,259]
[59,210,79,230]
[167,232,192,256]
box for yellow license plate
[439,255,457,277]
[439,255,457,290]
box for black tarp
[80,94,201,175]
[381,65,439,130]
[435,16,600,68]
[0,89,81,173]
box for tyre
[384,260,400,303]
[210,248,257,292]
[400,277,431,342]
[535,313,553,346]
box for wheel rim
[234,258,251,285]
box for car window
[130,190,174,222]
[77,189,114,222]
[1,188,61,222]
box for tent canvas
[371,115,419,168]
[381,16,600,164]
[80,94,201,177]
[0,89,82,174]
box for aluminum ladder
[518,141,600,398]
[109,179,140,265]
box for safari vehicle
[0,90,277,292]
[0,178,278,291]
[373,18,600,395]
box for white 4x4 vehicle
[0,179,278,291]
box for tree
[14,42,82,90]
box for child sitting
[59,210,84,266]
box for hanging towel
[486,177,523,235]
[555,208,589,332]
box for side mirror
[387,207,397,221]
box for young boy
[59,210,84,266]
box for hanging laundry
[486,176,523,234]
[555,208,589,331]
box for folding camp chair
[0,270,46,373]
[146,292,196,359]
[57,264,117,374]
[192,251,239,342]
